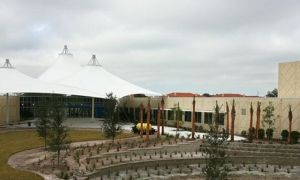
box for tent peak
[1,59,15,69]
[59,45,73,56]
[87,54,101,66]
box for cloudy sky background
[1,0,300,96]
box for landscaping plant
[262,102,276,141]
[281,129,288,141]
[231,100,236,141]
[241,130,247,137]
[290,131,299,144]
[248,102,254,143]
[172,102,183,137]
[203,101,229,180]
[248,127,256,143]
[103,93,121,142]
[47,95,70,166]
[258,128,265,140]
[35,96,51,149]
[266,128,274,140]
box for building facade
[120,96,300,139]
[0,96,19,125]
[19,94,105,121]
[120,60,300,139]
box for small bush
[131,126,139,134]
[291,131,299,144]
[266,128,274,140]
[151,128,156,135]
[248,127,256,142]
[196,125,204,132]
[241,130,247,137]
[281,129,288,141]
[258,129,265,139]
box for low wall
[88,156,300,178]
[88,140,202,161]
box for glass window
[152,109,158,124]
[135,108,140,121]
[195,112,201,123]
[185,111,192,122]
[218,113,225,125]
[167,110,174,120]
[204,112,213,124]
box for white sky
[1,0,300,96]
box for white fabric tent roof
[58,62,159,98]
[39,47,159,98]
[0,60,102,97]
[39,48,82,83]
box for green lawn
[0,129,134,180]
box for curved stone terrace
[7,121,300,179]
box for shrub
[196,125,204,132]
[290,131,299,144]
[258,129,265,140]
[248,127,256,142]
[241,130,247,137]
[151,128,156,135]
[266,128,274,140]
[131,126,139,134]
[281,129,288,141]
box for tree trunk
[288,105,293,144]
[161,98,165,135]
[57,149,60,166]
[231,100,235,141]
[255,102,261,139]
[192,97,196,139]
[146,99,151,141]
[226,102,229,133]
[176,102,180,138]
[44,136,47,150]
[140,103,144,137]
[157,103,161,138]
[249,102,254,142]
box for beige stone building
[121,60,300,139]
[120,96,300,138]
[278,61,300,98]
[0,96,19,125]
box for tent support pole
[92,97,95,120]
[6,93,9,125]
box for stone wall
[0,95,20,125]
[278,61,300,98]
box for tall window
[152,109,158,124]
[135,107,140,122]
[185,111,192,122]
[218,113,225,125]
[204,112,213,124]
[195,112,202,123]
[167,110,174,120]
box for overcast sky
[1,0,300,96]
